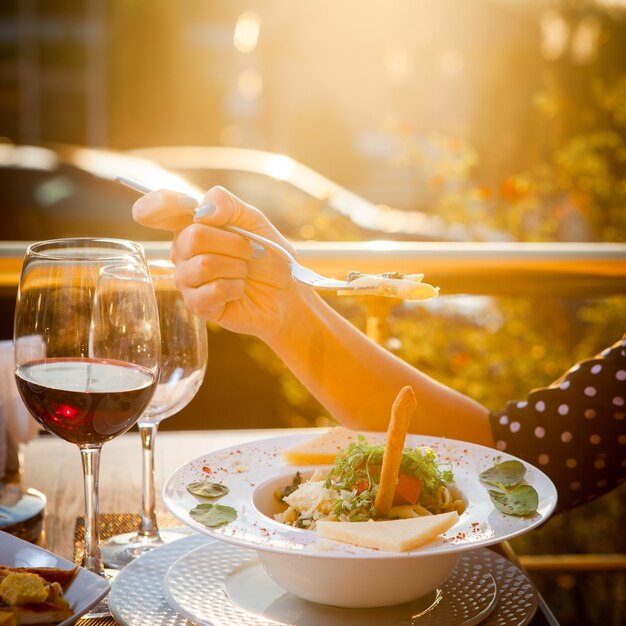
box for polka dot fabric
[490,333,626,513]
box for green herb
[488,484,539,516]
[480,457,539,517]
[186,479,229,498]
[326,439,380,520]
[189,503,237,527]
[324,438,453,520]
[279,471,303,501]
[399,447,454,495]
[479,459,526,488]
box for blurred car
[0,141,202,242]
[129,145,471,241]
[0,141,464,245]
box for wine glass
[13,238,160,617]
[101,260,208,569]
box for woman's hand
[133,186,299,339]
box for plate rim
[162,431,558,559]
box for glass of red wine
[13,238,160,616]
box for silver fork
[116,175,357,291]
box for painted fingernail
[251,242,266,259]
[179,195,199,210]
[194,202,216,219]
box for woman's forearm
[267,286,495,447]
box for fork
[116,175,359,291]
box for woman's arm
[133,186,494,446]
[273,283,493,444]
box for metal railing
[2,240,626,296]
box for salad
[274,436,462,529]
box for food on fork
[0,566,76,625]
[316,511,459,552]
[339,271,439,301]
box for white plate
[162,432,558,558]
[109,533,207,626]
[0,530,110,625]
[163,538,499,626]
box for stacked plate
[110,535,539,626]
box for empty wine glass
[101,260,208,569]
[14,238,160,617]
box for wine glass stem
[79,445,105,576]
[138,422,160,540]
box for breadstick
[374,386,417,515]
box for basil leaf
[189,503,237,527]
[488,484,539,517]
[480,459,526,488]
[186,479,229,498]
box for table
[21,429,559,625]
[22,429,293,561]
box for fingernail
[251,242,265,259]
[179,195,199,210]
[194,202,216,219]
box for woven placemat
[74,512,184,625]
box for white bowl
[250,470,461,607]
[0,530,110,624]
[163,432,557,608]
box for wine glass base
[101,528,192,569]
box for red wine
[15,358,157,445]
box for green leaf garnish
[189,503,237,527]
[479,458,526,488]
[488,484,539,517]
[186,479,229,498]
[480,457,538,517]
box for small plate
[0,530,110,625]
[164,538,498,626]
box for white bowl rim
[162,431,558,559]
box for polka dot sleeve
[490,334,626,513]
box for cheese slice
[283,426,362,465]
[316,511,459,552]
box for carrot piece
[393,474,423,505]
